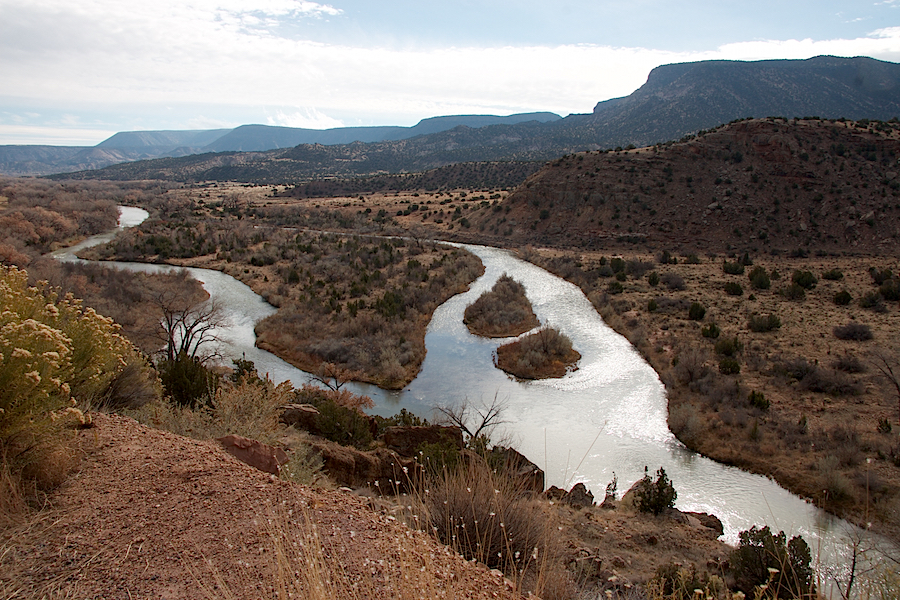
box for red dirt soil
[1,414,527,599]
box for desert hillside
[451,117,900,256]
[0,413,528,599]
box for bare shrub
[833,322,873,341]
[833,354,866,373]
[673,346,709,385]
[777,357,861,396]
[661,272,685,290]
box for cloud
[0,124,116,145]
[2,0,900,144]
[266,108,345,129]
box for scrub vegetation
[464,273,539,337]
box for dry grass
[412,458,573,599]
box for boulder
[545,485,567,501]
[684,511,725,537]
[563,482,595,508]
[279,403,320,433]
[307,439,423,493]
[217,434,288,475]
[381,425,463,457]
[489,446,545,493]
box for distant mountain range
[17,55,900,182]
[0,113,561,177]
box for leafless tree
[870,348,900,426]
[436,394,508,445]
[145,271,225,362]
[311,361,361,391]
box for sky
[2,0,900,146]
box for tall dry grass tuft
[416,457,571,598]
[194,501,462,600]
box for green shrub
[792,270,817,289]
[615,270,627,282]
[748,391,769,411]
[723,260,745,275]
[607,281,624,294]
[822,268,843,281]
[647,298,658,312]
[748,313,781,332]
[688,302,706,321]
[833,290,852,305]
[719,357,741,374]
[157,353,218,408]
[701,323,721,338]
[730,526,815,599]
[780,283,806,301]
[748,266,770,290]
[416,439,461,477]
[634,466,677,515]
[724,281,743,296]
[715,336,742,356]
[859,291,886,311]
[647,271,660,286]
[880,278,900,301]
[869,267,894,286]
[658,250,676,265]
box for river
[55,206,894,586]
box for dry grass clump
[131,376,292,445]
[464,273,539,337]
[495,327,580,380]
[418,458,571,599]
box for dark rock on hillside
[381,425,463,457]
[217,434,289,475]
[307,438,422,492]
[489,446,545,493]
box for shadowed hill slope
[459,117,900,256]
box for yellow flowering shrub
[0,265,158,484]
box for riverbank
[522,246,900,544]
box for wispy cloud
[266,108,345,129]
[2,0,900,145]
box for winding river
[55,206,894,585]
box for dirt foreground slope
[0,414,526,600]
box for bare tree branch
[144,270,225,362]
[436,394,508,444]
[869,348,900,426]
[311,362,361,391]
